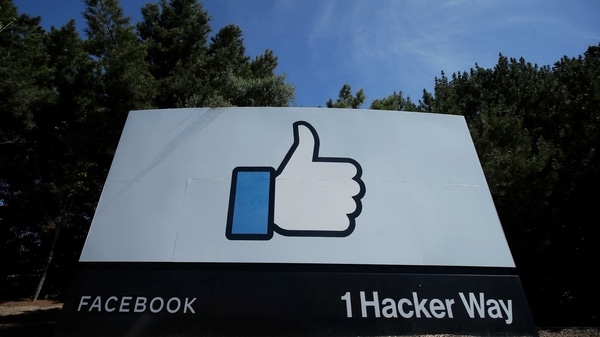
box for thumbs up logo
[226,121,365,240]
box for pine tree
[138,0,211,108]
[326,84,365,108]
[84,0,156,137]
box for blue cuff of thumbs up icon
[226,121,365,240]
[226,167,276,240]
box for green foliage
[84,0,156,115]
[191,70,294,108]
[1,3,50,297]
[203,24,294,107]
[137,2,294,108]
[369,91,418,111]
[0,8,52,133]
[326,84,365,108]
[138,0,211,108]
[0,8,99,299]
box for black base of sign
[54,263,538,336]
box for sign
[55,107,538,336]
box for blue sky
[13,0,600,107]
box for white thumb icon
[274,121,365,236]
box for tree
[138,0,211,108]
[138,2,295,108]
[29,20,107,301]
[198,24,294,107]
[0,1,56,299]
[538,45,600,325]
[369,91,418,111]
[326,84,365,108]
[84,0,156,131]
[0,0,99,298]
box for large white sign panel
[80,107,514,267]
